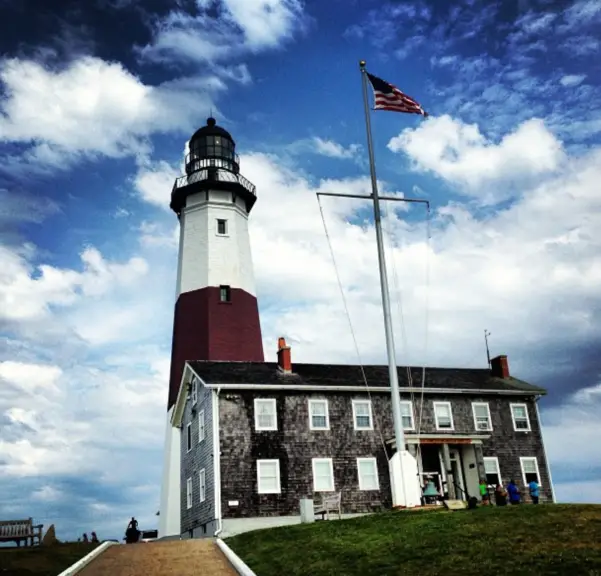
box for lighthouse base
[158,407,181,538]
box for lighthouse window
[217,219,228,235]
[219,285,231,302]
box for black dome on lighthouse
[190,117,235,145]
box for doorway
[449,449,466,499]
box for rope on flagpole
[316,194,389,458]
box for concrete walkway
[77,539,238,576]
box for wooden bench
[0,518,43,547]
[314,492,342,521]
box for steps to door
[76,539,238,576]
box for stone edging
[56,541,118,576]
[216,538,257,576]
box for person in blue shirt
[529,480,540,504]
[507,479,521,504]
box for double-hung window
[309,399,329,430]
[254,399,277,431]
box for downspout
[213,387,223,537]
[535,396,557,503]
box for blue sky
[1,0,600,541]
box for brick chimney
[490,355,510,379]
[277,337,292,373]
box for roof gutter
[197,383,544,396]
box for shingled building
[169,339,554,538]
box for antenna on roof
[484,329,491,368]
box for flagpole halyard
[359,61,408,507]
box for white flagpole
[359,60,408,504]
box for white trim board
[216,538,258,576]
[57,541,118,576]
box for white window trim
[511,403,531,432]
[520,457,541,487]
[186,477,193,509]
[199,469,206,502]
[400,400,415,430]
[433,401,454,431]
[483,456,502,486]
[186,423,192,452]
[216,218,229,237]
[472,402,493,432]
[308,399,330,430]
[257,459,281,494]
[254,398,277,431]
[198,409,205,443]
[312,457,335,492]
[191,378,198,405]
[352,399,373,431]
[357,457,380,491]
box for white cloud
[312,138,361,160]
[222,0,305,49]
[0,361,62,393]
[134,160,181,209]
[138,0,306,64]
[0,244,148,322]
[388,115,566,203]
[284,137,363,164]
[0,56,223,170]
[560,74,586,87]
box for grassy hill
[226,504,601,576]
[0,542,99,576]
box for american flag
[366,72,428,117]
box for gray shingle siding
[480,397,553,502]
[217,390,553,518]
[180,382,216,536]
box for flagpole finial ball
[359,60,366,68]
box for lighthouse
[159,118,264,537]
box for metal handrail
[173,168,256,196]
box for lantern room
[186,117,240,176]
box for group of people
[79,532,99,543]
[480,478,540,506]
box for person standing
[507,479,521,505]
[494,482,508,506]
[529,479,540,504]
[479,479,490,505]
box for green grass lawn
[0,542,99,576]
[226,504,601,576]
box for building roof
[186,360,547,394]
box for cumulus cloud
[0,56,224,171]
[312,138,361,160]
[0,244,148,323]
[286,137,363,162]
[560,74,586,87]
[134,160,181,209]
[138,0,306,64]
[388,115,566,203]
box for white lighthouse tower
[159,118,264,538]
